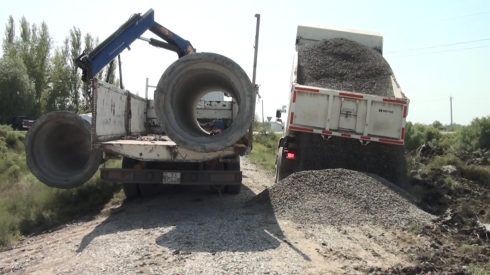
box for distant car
[10,116,35,131]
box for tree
[2,16,16,57]
[43,39,71,112]
[69,26,82,113]
[432,120,443,129]
[0,55,35,123]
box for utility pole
[262,98,264,126]
[450,95,453,129]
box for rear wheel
[121,157,140,199]
[275,147,289,183]
[225,155,242,194]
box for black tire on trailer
[275,147,289,183]
[121,157,140,199]
[225,155,242,195]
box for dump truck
[25,9,260,198]
[275,24,410,184]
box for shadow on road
[77,184,311,261]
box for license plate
[162,172,180,184]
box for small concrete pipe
[155,52,255,153]
[25,111,103,189]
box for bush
[455,116,490,152]
[425,154,490,186]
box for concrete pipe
[25,111,103,189]
[155,52,255,153]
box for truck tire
[155,52,255,153]
[275,147,290,183]
[121,157,140,199]
[225,155,241,195]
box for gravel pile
[297,38,404,98]
[256,169,434,227]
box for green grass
[0,125,122,247]
[444,177,462,191]
[468,264,490,275]
[248,131,281,172]
[425,153,490,186]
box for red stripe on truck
[361,136,371,140]
[403,106,408,118]
[290,126,314,132]
[290,112,294,124]
[340,93,363,99]
[293,91,297,103]
[383,98,407,105]
[296,87,319,93]
[322,130,332,135]
[379,138,404,145]
[401,127,405,140]
[341,133,352,138]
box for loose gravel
[297,38,403,98]
[255,169,435,228]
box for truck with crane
[25,9,260,198]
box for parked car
[10,116,35,130]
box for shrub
[455,116,490,152]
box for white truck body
[91,79,247,162]
[283,24,409,145]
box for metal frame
[99,168,242,185]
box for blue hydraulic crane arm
[74,8,196,83]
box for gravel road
[0,158,433,275]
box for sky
[1,0,489,126]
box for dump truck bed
[91,79,249,162]
[283,25,409,145]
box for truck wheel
[122,157,140,199]
[225,155,242,194]
[275,147,288,183]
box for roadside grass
[248,131,280,172]
[425,153,490,186]
[0,125,122,247]
[468,264,490,275]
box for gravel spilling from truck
[295,37,408,185]
[255,169,434,227]
[297,38,403,98]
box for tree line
[0,16,118,124]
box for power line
[385,38,490,54]
[389,44,490,58]
[422,10,490,25]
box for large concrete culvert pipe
[155,52,256,153]
[25,111,103,189]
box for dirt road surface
[1,158,435,275]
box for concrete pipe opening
[25,111,103,189]
[155,52,255,153]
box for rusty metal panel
[129,93,147,136]
[99,139,239,162]
[92,79,128,142]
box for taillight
[286,152,295,159]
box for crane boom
[74,8,195,83]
